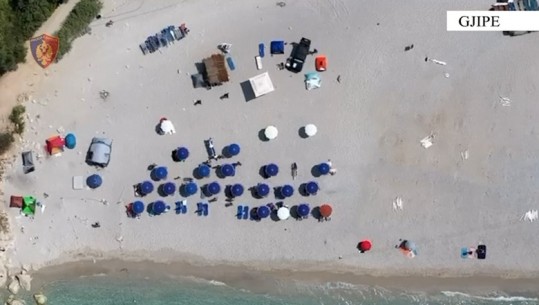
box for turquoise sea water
[23,275,538,305]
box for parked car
[86,137,112,167]
[285,37,311,73]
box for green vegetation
[0,0,68,75]
[55,0,102,59]
[9,104,25,135]
[0,132,14,155]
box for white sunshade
[305,124,317,137]
[265,125,278,140]
[160,120,176,135]
[249,72,275,98]
[277,207,290,220]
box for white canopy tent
[249,72,275,98]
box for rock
[33,293,47,305]
[8,279,20,294]
[16,274,31,291]
[21,265,30,274]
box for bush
[0,132,14,155]
[55,0,102,60]
[9,104,25,135]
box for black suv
[285,37,311,73]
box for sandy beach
[2,0,539,293]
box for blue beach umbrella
[132,201,145,214]
[257,205,270,219]
[65,133,76,149]
[184,182,198,196]
[265,163,279,177]
[280,184,294,198]
[163,182,176,196]
[318,163,330,175]
[297,203,310,217]
[227,143,241,156]
[86,174,102,189]
[230,183,244,197]
[256,183,270,197]
[175,147,190,161]
[306,181,319,195]
[207,182,221,195]
[197,164,211,178]
[152,200,166,215]
[140,181,154,195]
[152,166,168,181]
[220,164,235,177]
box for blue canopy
[270,40,285,54]
[152,200,166,215]
[163,182,176,196]
[227,143,241,156]
[197,164,211,178]
[297,203,310,217]
[207,182,221,195]
[230,183,244,197]
[220,164,235,177]
[65,133,76,149]
[280,184,294,198]
[318,163,330,175]
[86,174,102,189]
[185,182,198,196]
[257,205,270,218]
[175,147,189,161]
[152,166,168,180]
[132,201,145,214]
[256,183,270,197]
[265,163,279,177]
[140,181,154,195]
[306,181,319,195]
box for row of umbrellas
[264,124,318,140]
[173,143,241,162]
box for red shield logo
[30,34,59,68]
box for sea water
[21,275,538,305]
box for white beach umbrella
[277,207,290,220]
[304,124,317,137]
[160,120,176,135]
[265,125,278,140]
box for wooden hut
[203,54,229,86]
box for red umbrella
[358,240,372,252]
[320,204,332,218]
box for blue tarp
[86,174,102,189]
[265,163,279,177]
[306,181,319,195]
[318,163,330,175]
[175,147,189,161]
[65,133,76,149]
[257,205,270,218]
[231,183,244,197]
[140,181,154,195]
[297,203,310,217]
[280,185,294,198]
[132,201,145,214]
[270,41,285,54]
[256,183,270,197]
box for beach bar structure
[203,54,229,86]
[249,72,275,98]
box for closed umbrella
[256,183,270,197]
[264,163,279,177]
[277,207,290,220]
[304,124,317,137]
[257,205,270,219]
[65,133,76,149]
[86,174,102,189]
[197,164,211,178]
[175,147,190,161]
[184,182,198,196]
[318,163,330,175]
[227,143,241,156]
[132,201,145,214]
[230,183,244,197]
[280,184,294,198]
[297,203,310,217]
[264,125,278,140]
[152,201,166,215]
[162,182,176,196]
[140,181,154,195]
[207,182,221,195]
[152,166,168,180]
[320,204,332,218]
[305,181,319,195]
[220,164,235,177]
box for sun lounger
[140,43,148,55]
[205,138,217,159]
[259,43,265,57]
[72,176,84,190]
[203,203,209,216]
[237,205,243,219]
[196,202,204,216]
[242,206,249,220]
[226,56,236,71]
[476,245,486,259]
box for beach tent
[264,125,278,140]
[65,133,76,149]
[277,206,290,220]
[10,196,23,208]
[249,72,275,98]
[270,40,285,54]
[203,54,229,86]
[305,72,321,91]
[46,135,65,155]
[22,196,36,216]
